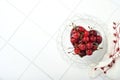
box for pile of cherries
[70,25,102,57]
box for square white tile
[29,0,71,36]
[9,20,51,60]
[19,64,51,80]
[35,38,70,80]
[0,45,29,80]
[6,0,40,15]
[61,64,90,80]
[0,0,25,40]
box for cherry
[71,28,77,35]
[86,42,93,49]
[70,38,77,44]
[78,43,86,50]
[74,48,80,54]
[76,26,86,32]
[71,32,80,39]
[82,36,89,43]
[96,35,102,44]
[84,30,89,37]
[79,51,86,57]
[89,30,97,36]
[86,49,93,55]
[90,36,96,42]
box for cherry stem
[72,23,76,28]
[97,47,103,50]
[88,26,93,29]
[68,47,73,49]
[68,50,74,54]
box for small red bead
[113,26,116,29]
[94,68,97,70]
[113,40,117,43]
[104,71,106,74]
[109,55,113,58]
[116,47,119,52]
[100,67,104,70]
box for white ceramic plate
[57,14,108,68]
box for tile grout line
[5,0,41,41]
[5,0,25,17]
[0,0,41,52]
[10,41,54,80]
[57,0,71,12]
[0,0,41,53]
[0,36,54,80]
[5,0,50,36]
[59,62,74,80]
[17,35,55,80]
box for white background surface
[0,0,119,80]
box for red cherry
[74,48,80,54]
[78,43,86,50]
[71,28,77,35]
[71,32,80,39]
[84,31,89,37]
[89,30,97,36]
[86,42,93,49]
[86,49,93,55]
[96,35,102,44]
[82,37,89,43]
[79,51,86,57]
[70,38,77,44]
[90,36,96,42]
[76,26,86,32]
